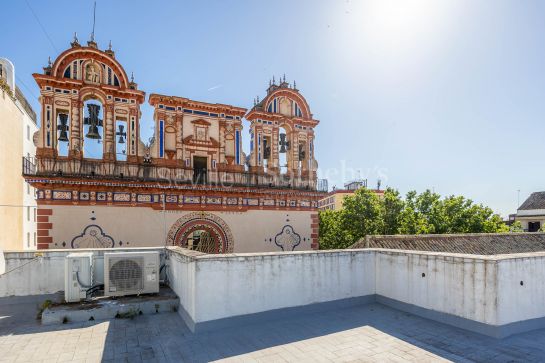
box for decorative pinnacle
[48,56,52,67]
[272,75,275,84]
[293,80,297,89]
[283,73,286,82]
[73,32,79,43]
[256,95,260,103]
[108,40,112,51]
[130,72,134,83]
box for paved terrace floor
[1,295,545,362]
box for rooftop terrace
[2,294,545,362]
[2,234,545,361]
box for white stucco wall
[191,250,375,323]
[4,247,545,334]
[21,109,38,250]
[0,247,164,297]
[375,251,498,325]
[496,253,545,325]
[46,205,314,252]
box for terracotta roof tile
[519,192,545,211]
[351,233,545,255]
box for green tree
[340,188,384,243]
[318,210,351,249]
[381,188,404,235]
[319,187,510,249]
[510,221,524,232]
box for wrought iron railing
[22,157,328,192]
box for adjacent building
[515,192,545,232]
[23,36,326,253]
[0,58,38,250]
[318,180,384,211]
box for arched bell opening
[297,139,307,177]
[262,134,272,173]
[278,126,290,175]
[56,110,70,157]
[115,118,127,161]
[82,98,104,159]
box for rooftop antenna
[91,1,96,42]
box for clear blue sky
[2,0,544,217]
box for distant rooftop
[352,232,545,255]
[15,86,37,124]
[519,192,545,211]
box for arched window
[115,119,127,161]
[82,99,104,159]
[56,112,70,157]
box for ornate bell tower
[245,76,319,186]
[33,34,145,163]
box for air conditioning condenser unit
[104,251,159,297]
[65,252,93,303]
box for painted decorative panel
[206,197,222,205]
[113,193,131,202]
[165,195,178,203]
[243,198,259,206]
[52,191,72,200]
[137,194,152,203]
[184,196,200,204]
[96,192,107,201]
[263,199,275,206]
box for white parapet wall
[167,248,545,337]
[167,248,376,331]
[3,246,545,338]
[0,247,165,297]
[374,250,499,326]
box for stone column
[69,100,82,159]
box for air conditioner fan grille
[109,258,143,292]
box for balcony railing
[23,157,328,192]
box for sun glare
[336,0,458,81]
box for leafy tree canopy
[319,188,509,249]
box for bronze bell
[84,103,103,139]
[86,124,101,139]
[57,114,69,142]
[279,133,290,154]
[116,124,126,144]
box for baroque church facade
[24,36,324,253]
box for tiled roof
[351,233,545,255]
[519,192,545,211]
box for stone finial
[71,32,80,47]
[87,32,98,49]
[272,75,275,84]
[293,80,297,89]
[43,57,52,75]
[105,40,115,57]
[128,72,137,89]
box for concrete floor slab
[2,296,545,362]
